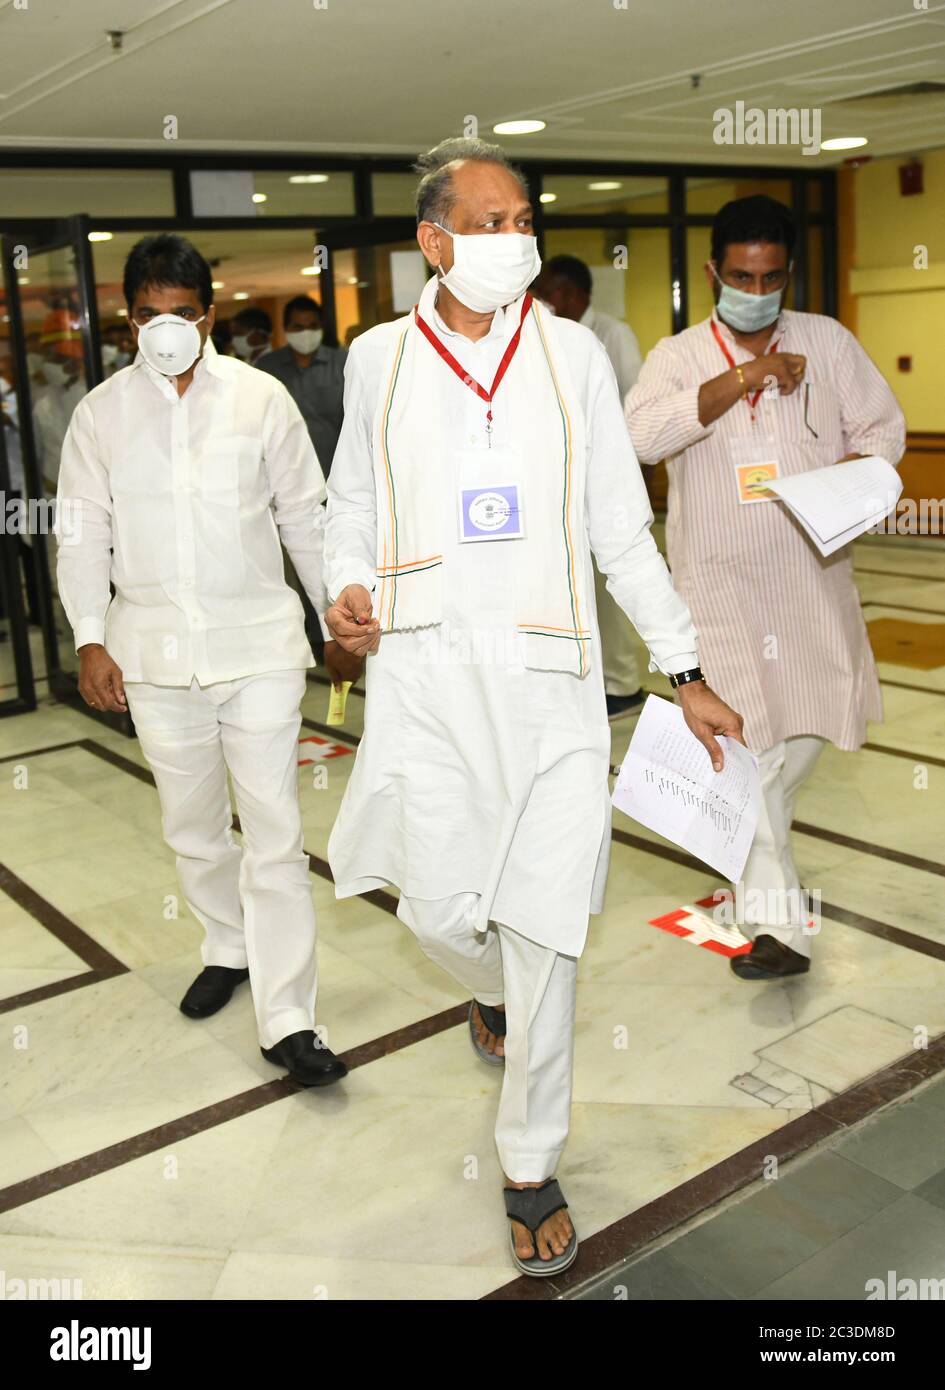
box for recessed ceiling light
[539,192,557,204]
[493,119,545,135]
[88,231,113,241]
[117,308,127,317]
[820,137,868,151]
[252,193,267,204]
[301,265,321,276]
[289,174,330,184]
[347,276,359,285]
[212,280,225,290]
[17,276,29,285]
[588,181,622,191]
[233,292,250,300]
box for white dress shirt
[579,305,643,404]
[56,338,329,686]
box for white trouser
[593,558,640,697]
[739,734,825,958]
[125,669,316,1050]
[396,893,578,1182]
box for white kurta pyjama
[326,298,698,958]
[625,309,907,754]
[55,341,330,1048]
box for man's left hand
[675,681,745,772]
[324,639,364,688]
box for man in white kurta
[324,140,743,1275]
[625,194,906,980]
[55,233,353,1088]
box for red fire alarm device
[899,161,924,197]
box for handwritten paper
[612,696,761,881]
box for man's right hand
[325,584,381,656]
[78,643,127,712]
[742,351,807,397]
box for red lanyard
[710,317,780,418]
[414,293,533,440]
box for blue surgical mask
[711,264,787,334]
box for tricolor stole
[370,281,592,677]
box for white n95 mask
[286,328,323,355]
[435,225,541,314]
[134,313,206,376]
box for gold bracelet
[735,365,748,398]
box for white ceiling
[0,0,943,165]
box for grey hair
[413,137,528,228]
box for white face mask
[434,224,542,314]
[286,328,322,355]
[133,313,206,376]
[232,332,269,360]
[41,360,73,388]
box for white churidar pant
[739,734,825,957]
[125,668,317,1050]
[396,893,578,1183]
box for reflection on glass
[0,168,174,219]
[543,227,671,356]
[686,177,792,215]
[541,176,668,215]
[372,173,419,217]
[250,171,355,217]
[333,240,424,345]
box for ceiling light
[820,137,868,151]
[212,280,225,289]
[289,174,330,184]
[17,276,29,285]
[88,231,113,242]
[252,193,267,204]
[117,308,127,317]
[493,119,545,135]
[233,292,250,300]
[301,265,321,276]
[588,181,622,191]
[539,192,557,204]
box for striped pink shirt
[625,309,906,752]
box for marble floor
[0,534,943,1301]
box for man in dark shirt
[257,296,346,475]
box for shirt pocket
[198,434,262,499]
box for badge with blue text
[458,484,525,542]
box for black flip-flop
[504,1178,578,1277]
[468,999,506,1067]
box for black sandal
[468,999,506,1067]
[503,1178,578,1277]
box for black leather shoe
[261,1030,347,1087]
[180,965,250,1018]
[731,934,810,980]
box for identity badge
[732,434,780,504]
[458,484,524,542]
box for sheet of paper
[612,696,761,882]
[766,455,902,556]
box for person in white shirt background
[32,309,87,497]
[625,195,906,981]
[533,254,646,723]
[55,234,360,1086]
[324,137,744,1277]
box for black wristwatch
[668,666,705,689]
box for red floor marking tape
[297,735,353,764]
[649,895,752,958]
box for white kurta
[625,309,907,753]
[325,298,698,957]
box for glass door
[0,214,133,734]
[319,220,425,343]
